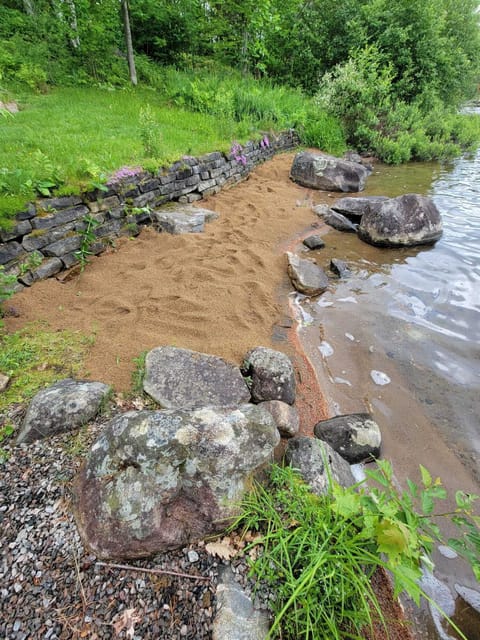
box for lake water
[293,143,480,638]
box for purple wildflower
[107,166,143,186]
[260,135,270,149]
[231,141,248,167]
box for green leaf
[375,518,410,560]
[407,478,418,498]
[420,465,432,489]
[421,490,435,515]
[331,488,361,518]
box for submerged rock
[313,205,358,232]
[290,152,368,192]
[330,258,351,278]
[331,196,388,219]
[73,405,279,559]
[303,234,325,250]
[358,194,443,247]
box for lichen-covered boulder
[290,152,368,192]
[16,379,111,444]
[358,194,443,247]
[286,252,329,296]
[143,346,250,409]
[285,437,355,495]
[73,405,279,559]
[242,347,296,405]
[313,413,381,463]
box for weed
[139,104,162,158]
[131,350,147,394]
[18,251,43,276]
[0,265,16,329]
[232,462,479,640]
[75,214,100,270]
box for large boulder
[286,251,329,296]
[285,437,355,495]
[358,194,443,247]
[290,152,368,192]
[331,196,388,219]
[151,204,218,235]
[73,405,280,559]
[313,413,381,463]
[143,346,250,409]
[242,346,296,405]
[16,379,111,444]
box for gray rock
[243,346,296,405]
[0,220,33,242]
[285,437,355,495]
[313,413,381,463]
[143,346,250,409]
[313,205,358,232]
[31,205,89,230]
[358,194,443,247]
[213,565,270,640]
[0,241,24,265]
[151,204,218,234]
[39,196,83,210]
[32,257,63,281]
[303,235,325,250]
[73,404,279,558]
[0,373,10,392]
[331,196,388,219]
[43,236,82,257]
[290,152,368,192]
[286,251,329,296]
[259,400,299,438]
[330,258,351,278]
[16,379,111,444]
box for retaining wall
[0,131,300,292]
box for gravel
[0,407,260,640]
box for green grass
[0,69,346,227]
[0,322,94,411]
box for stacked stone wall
[0,131,299,291]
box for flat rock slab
[143,346,250,409]
[358,194,443,247]
[285,437,355,495]
[286,251,329,296]
[16,378,111,444]
[243,346,296,405]
[73,405,279,559]
[314,413,381,463]
[313,205,358,232]
[330,258,351,278]
[290,152,368,192]
[151,204,218,234]
[332,196,388,219]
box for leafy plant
[233,462,479,640]
[139,104,162,158]
[0,265,16,329]
[75,214,100,270]
[131,350,147,394]
[18,251,43,276]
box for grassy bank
[0,70,346,228]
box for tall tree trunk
[121,0,137,86]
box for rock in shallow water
[358,194,443,247]
[313,413,381,463]
[286,251,329,297]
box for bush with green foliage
[233,462,480,640]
